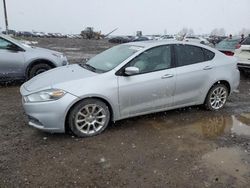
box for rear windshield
[216,39,240,50]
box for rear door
[117,45,176,118]
[0,37,25,80]
[173,44,215,107]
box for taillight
[236,44,241,49]
[222,51,234,56]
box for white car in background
[234,36,250,74]
[184,36,210,45]
[159,35,176,41]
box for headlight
[52,53,64,59]
[24,89,66,103]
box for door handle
[203,66,213,70]
[161,74,174,79]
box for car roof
[123,40,212,49]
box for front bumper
[22,92,78,133]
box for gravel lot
[0,38,250,188]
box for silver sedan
[20,41,240,137]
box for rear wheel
[205,84,228,111]
[28,63,52,79]
[68,99,110,137]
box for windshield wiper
[79,63,97,71]
[79,63,105,73]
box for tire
[28,63,52,79]
[68,99,110,137]
[205,84,228,111]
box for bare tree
[178,27,195,37]
[210,28,226,36]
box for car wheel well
[204,80,231,103]
[65,97,114,133]
[26,59,56,78]
[213,80,231,94]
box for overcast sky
[0,0,250,35]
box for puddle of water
[149,113,250,139]
[202,147,249,183]
[231,116,250,136]
[195,116,231,139]
[193,114,250,139]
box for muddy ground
[0,38,250,188]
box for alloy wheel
[209,86,227,110]
[74,104,107,135]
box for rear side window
[175,44,204,67]
[203,48,215,61]
[242,37,250,45]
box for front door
[0,37,25,80]
[117,45,176,118]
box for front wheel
[28,63,52,79]
[68,99,110,137]
[205,84,228,111]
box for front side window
[0,37,12,50]
[125,45,172,74]
[175,44,204,67]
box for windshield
[85,45,143,72]
[216,39,240,49]
[0,34,31,48]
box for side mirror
[125,66,139,76]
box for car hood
[22,64,97,93]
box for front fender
[63,93,120,124]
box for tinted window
[0,37,12,49]
[175,44,204,66]
[126,45,172,74]
[203,48,215,61]
[242,37,250,45]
